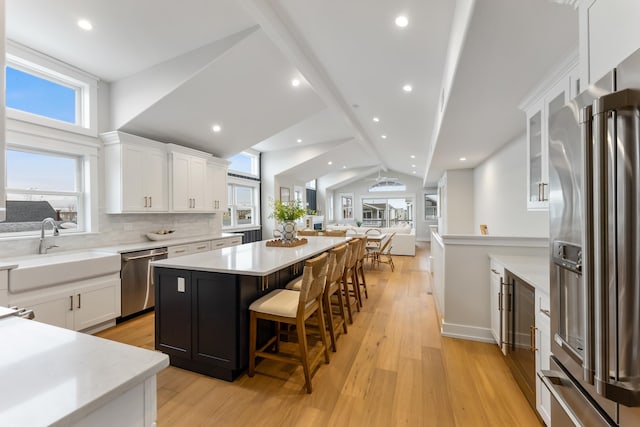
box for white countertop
[152,236,349,276]
[489,254,550,293]
[0,316,168,426]
[96,232,242,253]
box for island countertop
[151,236,350,276]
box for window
[424,192,438,221]
[6,41,98,136]
[227,150,259,177]
[224,180,260,228]
[340,193,354,220]
[306,179,316,189]
[1,148,83,233]
[361,197,414,228]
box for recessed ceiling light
[403,84,413,93]
[328,161,333,165]
[411,164,416,168]
[459,157,467,161]
[342,166,346,169]
[410,155,415,159]
[395,15,409,28]
[373,117,380,123]
[381,135,387,139]
[296,138,302,143]
[77,19,93,31]
[291,78,301,87]
[212,124,222,133]
[413,170,417,174]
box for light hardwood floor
[97,242,542,426]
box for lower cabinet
[535,291,552,426]
[154,265,298,381]
[9,274,121,332]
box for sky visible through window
[7,150,76,191]
[228,153,254,175]
[6,66,76,124]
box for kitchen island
[151,236,349,381]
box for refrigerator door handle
[580,105,595,385]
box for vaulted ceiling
[7,0,578,188]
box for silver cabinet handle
[195,245,207,250]
[498,291,502,311]
[490,268,500,275]
[149,196,152,207]
[144,196,148,208]
[123,251,169,261]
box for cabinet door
[74,277,121,331]
[171,153,191,211]
[535,292,551,426]
[191,272,238,368]
[21,291,74,329]
[526,100,546,210]
[207,161,228,211]
[189,157,207,211]
[155,269,192,359]
[489,260,504,348]
[122,144,148,211]
[145,148,168,212]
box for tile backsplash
[0,211,221,258]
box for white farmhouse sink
[8,251,120,293]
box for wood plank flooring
[97,242,541,426]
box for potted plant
[269,198,306,242]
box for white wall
[328,171,431,241]
[439,169,474,235]
[473,134,548,237]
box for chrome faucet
[39,217,60,254]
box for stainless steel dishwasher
[120,247,168,319]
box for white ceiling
[6,0,579,189]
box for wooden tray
[265,238,308,247]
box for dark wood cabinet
[154,264,303,381]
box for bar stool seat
[250,289,313,317]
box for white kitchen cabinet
[102,132,169,213]
[489,258,505,351]
[521,55,577,211]
[168,241,211,258]
[206,159,228,211]
[535,291,551,426]
[211,235,243,249]
[170,149,209,212]
[579,0,640,86]
[9,274,121,333]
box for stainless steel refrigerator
[544,48,640,426]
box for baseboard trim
[441,321,496,344]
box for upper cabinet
[169,147,209,212]
[206,159,228,212]
[579,0,640,86]
[101,132,228,214]
[520,53,578,211]
[103,132,169,213]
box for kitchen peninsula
[151,236,349,381]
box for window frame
[227,149,260,179]
[6,40,99,137]
[359,194,415,228]
[424,191,438,221]
[339,192,354,221]
[223,176,261,230]
[2,121,99,238]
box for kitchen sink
[8,251,121,293]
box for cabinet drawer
[168,245,190,257]
[190,242,211,253]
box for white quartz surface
[95,232,242,253]
[0,316,168,426]
[152,236,350,276]
[489,254,550,293]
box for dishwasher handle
[122,251,169,262]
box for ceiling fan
[367,167,399,183]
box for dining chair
[373,232,396,271]
[341,239,361,323]
[323,229,347,237]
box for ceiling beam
[240,0,387,171]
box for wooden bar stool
[355,237,368,304]
[323,229,346,237]
[342,239,361,323]
[298,229,319,236]
[248,253,330,393]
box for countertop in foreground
[0,316,168,426]
[489,254,550,293]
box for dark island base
[169,356,242,382]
